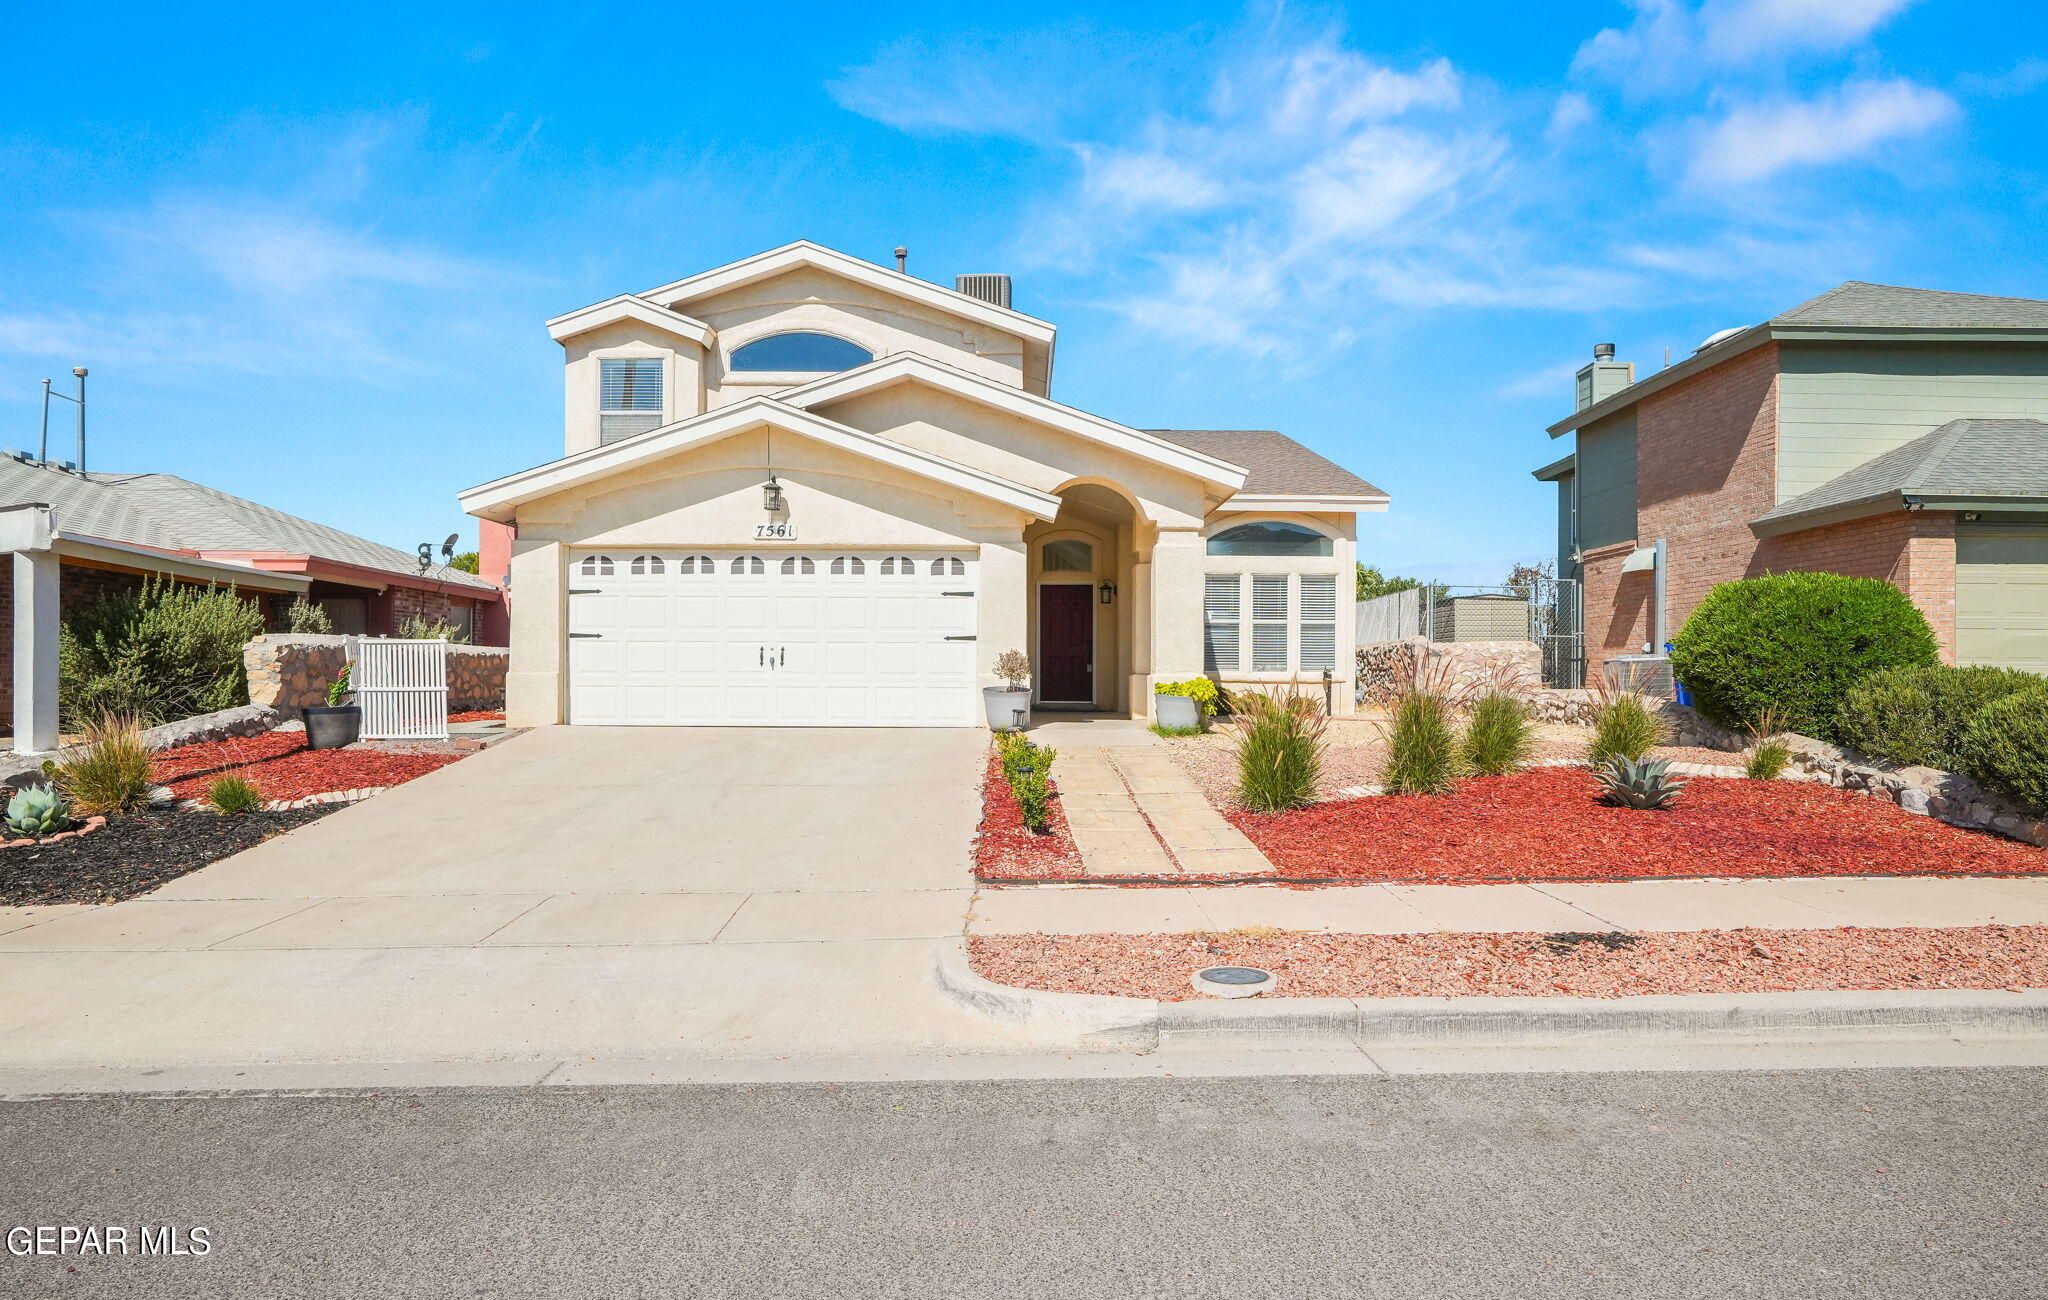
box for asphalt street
[4,1067,2044,1298]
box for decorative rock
[1897,788,1932,816]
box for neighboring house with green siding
[1534,282,2048,680]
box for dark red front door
[1038,585,1094,703]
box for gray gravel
[4,1068,2044,1298]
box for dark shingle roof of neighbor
[1754,418,2048,529]
[0,458,496,589]
[1772,281,2048,328]
[1144,429,1387,499]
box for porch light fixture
[1098,579,1115,605]
[762,475,785,512]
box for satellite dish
[441,533,459,560]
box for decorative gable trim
[780,353,1251,493]
[458,397,1060,523]
[636,241,1057,346]
[546,295,716,347]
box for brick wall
[1756,510,1959,660]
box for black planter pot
[304,705,362,750]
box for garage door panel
[568,549,978,727]
[1958,527,2048,674]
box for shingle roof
[0,459,495,589]
[1753,418,2048,530]
[1772,282,2048,329]
[1143,430,1386,499]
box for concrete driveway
[0,727,1041,1085]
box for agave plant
[1595,755,1688,810]
[5,784,74,837]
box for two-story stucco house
[460,242,1387,728]
[1536,281,2048,681]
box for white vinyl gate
[356,637,450,741]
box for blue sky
[3,1,2044,580]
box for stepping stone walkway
[1056,748,1274,877]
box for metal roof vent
[1695,326,1746,354]
[954,274,1012,309]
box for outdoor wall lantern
[762,475,785,512]
[1098,580,1116,605]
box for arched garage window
[729,332,873,372]
[1206,521,1332,557]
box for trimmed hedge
[1835,664,2044,771]
[1666,572,1938,740]
[1959,688,2048,814]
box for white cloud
[1686,78,1957,186]
[1497,359,1588,400]
[1575,0,1918,85]
[1547,92,1595,140]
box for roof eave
[1531,453,1576,482]
[546,296,716,347]
[1213,493,1389,514]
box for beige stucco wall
[562,321,708,456]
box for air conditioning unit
[954,274,1013,309]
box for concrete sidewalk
[970,875,2048,935]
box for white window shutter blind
[1251,574,1289,672]
[599,357,665,444]
[1203,574,1240,673]
[1299,574,1337,672]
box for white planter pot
[983,687,1032,731]
[1154,694,1202,731]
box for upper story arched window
[1206,521,1333,557]
[729,332,874,373]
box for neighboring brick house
[1535,282,2048,681]
[0,456,506,732]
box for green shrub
[1153,677,1222,717]
[996,734,1057,832]
[58,577,263,728]
[279,596,333,634]
[1461,691,1534,777]
[1744,737,1791,780]
[1595,756,1688,810]
[205,775,266,816]
[1589,693,1668,765]
[1835,664,2043,771]
[1666,572,1938,739]
[1381,690,1460,794]
[54,715,155,815]
[1958,688,2048,814]
[1233,693,1326,811]
[398,612,468,643]
[328,660,354,708]
[1148,722,1205,738]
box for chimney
[1574,344,1633,410]
[954,274,1013,309]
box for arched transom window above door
[728,332,874,372]
[1040,539,1095,573]
[1207,521,1333,557]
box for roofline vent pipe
[1593,342,1616,361]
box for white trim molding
[1212,493,1389,514]
[547,295,716,347]
[459,397,1061,523]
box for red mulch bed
[1225,767,2045,884]
[150,731,465,802]
[973,755,1083,879]
[968,925,2048,1000]
[449,710,504,723]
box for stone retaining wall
[1355,638,1542,705]
[243,635,509,717]
[1779,735,2048,847]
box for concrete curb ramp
[931,939,2048,1051]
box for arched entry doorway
[1025,482,1143,714]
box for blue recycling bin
[1665,642,1692,707]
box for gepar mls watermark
[8,1225,211,1257]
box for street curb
[933,940,2048,1048]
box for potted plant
[1153,677,1220,732]
[984,651,1033,731]
[304,659,362,750]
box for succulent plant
[5,784,74,837]
[1595,755,1688,810]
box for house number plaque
[753,522,798,540]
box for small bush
[58,577,264,728]
[992,650,1031,691]
[328,660,354,708]
[205,775,266,816]
[398,612,468,643]
[1959,688,2048,814]
[1381,690,1461,794]
[1153,677,1222,717]
[1744,738,1791,780]
[54,715,155,815]
[1462,691,1534,777]
[1835,664,2043,771]
[1233,692,1326,812]
[1666,571,1939,739]
[1589,693,1668,765]
[1148,722,1204,738]
[996,734,1057,832]
[280,596,333,634]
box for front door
[1038,584,1094,705]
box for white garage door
[567,549,979,727]
[1957,525,2048,674]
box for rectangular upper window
[599,357,665,444]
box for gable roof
[1145,430,1385,501]
[0,458,496,590]
[1772,282,2048,329]
[546,295,716,346]
[458,397,1062,523]
[635,241,1057,346]
[1752,418,2048,536]
[780,353,1250,493]
[1549,279,2048,438]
